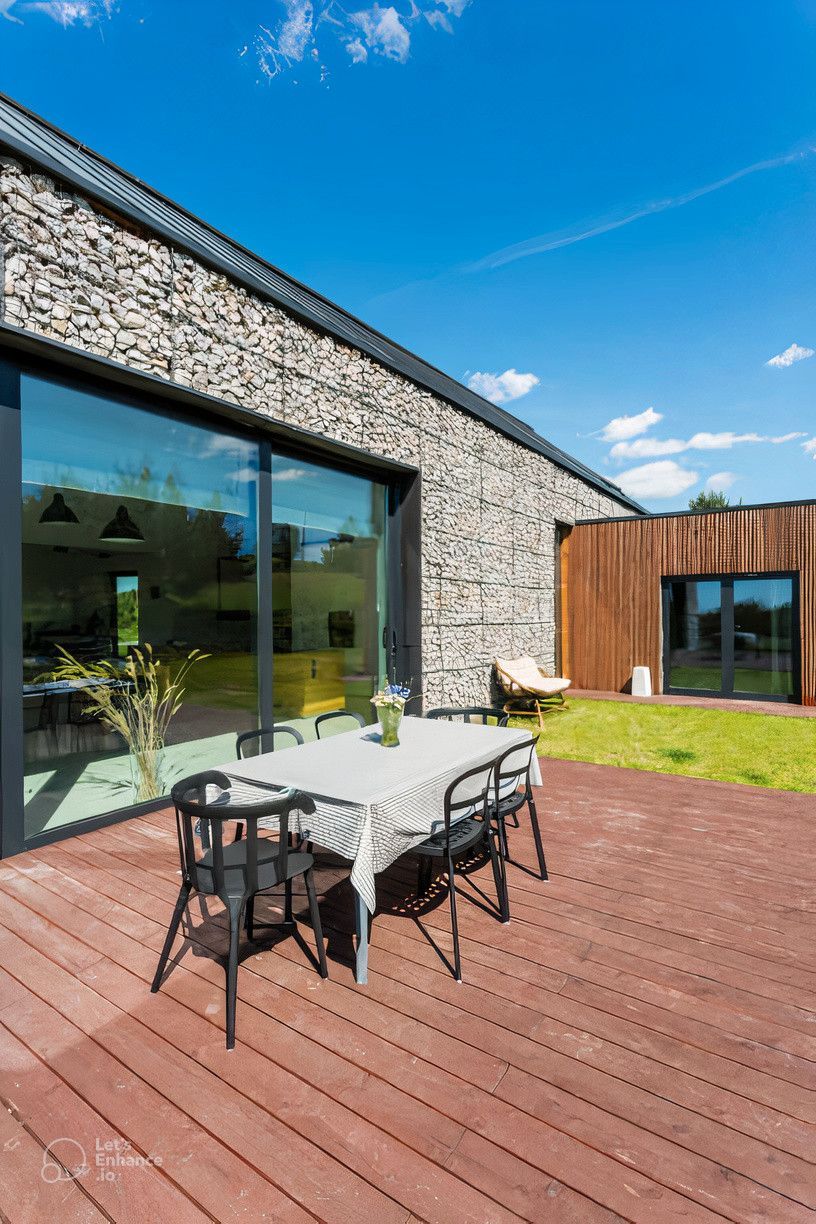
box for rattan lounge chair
[494,655,571,728]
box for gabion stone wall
[1,158,632,707]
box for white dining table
[222,715,542,984]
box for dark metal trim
[22,795,171,851]
[0,323,418,481]
[576,498,816,526]
[0,93,644,513]
[661,571,801,704]
[0,360,23,858]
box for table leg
[354,888,369,985]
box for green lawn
[512,698,816,792]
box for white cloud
[249,0,470,79]
[467,368,540,405]
[0,1,23,23]
[705,471,737,491]
[616,459,699,500]
[351,5,411,63]
[278,0,314,61]
[345,36,367,61]
[425,10,451,31]
[597,406,662,443]
[610,429,805,460]
[801,438,816,459]
[766,342,815,369]
[274,465,308,481]
[24,0,113,22]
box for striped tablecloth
[220,715,542,913]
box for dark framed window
[662,573,800,702]
[0,341,420,857]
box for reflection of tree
[734,598,792,638]
[22,480,256,666]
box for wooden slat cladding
[565,504,816,703]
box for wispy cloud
[616,459,699,500]
[24,0,112,24]
[766,342,815,369]
[596,406,662,443]
[0,1,23,23]
[467,147,814,273]
[610,429,806,460]
[801,438,816,459]
[255,0,471,80]
[706,471,737,492]
[467,368,539,405]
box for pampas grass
[47,644,210,801]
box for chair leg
[304,868,328,979]
[486,827,510,923]
[284,877,293,924]
[225,897,245,1051]
[245,895,255,940]
[528,795,548,880]
[447,854,462,982]
[497,813,510,861]
[417,857,432,896]
[151,881,191,992]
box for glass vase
[379,703,403,747]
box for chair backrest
[495,656,547,694]
[494,735,539,799]
[236,725,304,759]
[426,705,509,726]
[171,770,306,898]
[314,709,366,739]
[440,760,496,848]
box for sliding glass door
[270,453,388,733]
[663,574,798,701]
[21,374,260,839]
[15,369,399,846]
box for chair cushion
[495,656,570,696]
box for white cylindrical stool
[631,666,652,697]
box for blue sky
[2,0,816,510]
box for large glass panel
[667,579,722,691]
[270,453,387,737]
[733,577,795,696]
[21,375,259,837]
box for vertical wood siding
[565,505,816,703]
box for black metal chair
[492,736,547,880]
[314,709,366,739]
[425,706,509,726]
[236,724,304,759]
[151,770,327,1049]
[412,760,508,981]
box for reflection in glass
[733,578,794,696]
[21,375,259,837]
[667,580,722,691]
[271,454,387,730]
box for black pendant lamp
[99,504,144,543]
[39,492,79,525]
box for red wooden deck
[0,758,814,1222]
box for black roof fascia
[575,498,816,526]
[0,92,644,514]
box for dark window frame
[0,338,421,857]
[661,571,801,704]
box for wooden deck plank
[1,758,814,1223]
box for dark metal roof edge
[0,321,419,479]
[0,92,645,514]
[575,497,816,526]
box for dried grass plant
[48,644,210,801]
